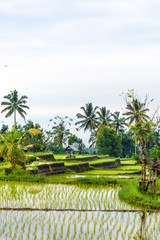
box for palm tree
[123,98,149,124]
[111,111,126,134]
[123,96,149,155]
[75,103,99,132]
[76,103,98,153]
[97,107,112,127]
[49,116,72,151]
[1,90,29,125]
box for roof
[64,145,78,152]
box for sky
[0,0,160,145]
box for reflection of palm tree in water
[134,211,152,240]
[140,211,146,239]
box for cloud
[0,0,160,146]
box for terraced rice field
[0,181,159,239]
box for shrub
[28,155,36,163]
[131,153,139,160]
[149,145,160,161]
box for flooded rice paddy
[0,181,159,239]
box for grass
[25,152,109,160]
[25,152,54,157]
[120,159,137,165]
[119,180,160,209]
[88,158,118,165]
[78,165,141,175]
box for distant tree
[96,125,122,157]
[68,134,86,154]
[121,130,135,158]
[68,134,79,145]
[1,90,29,125]
[111,111,126,134]
[0,124,8,134]
[146,126,160,151]
[49,116,72,152]
[97,107,111,127]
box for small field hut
[64,145,78,157]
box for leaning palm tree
[1,90,29,125]
[97,107,112,127]
[111,111,126,134]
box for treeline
[0,89,160,159]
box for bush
[132,153,139,160]
[28,155,36,163]
[149,145,160,161]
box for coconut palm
[76,103,99,153]
[123,98,149,124]
[123,95,150,155]
[97,107,112,127]
[1,90,29,125]
[111,111,126,134]
[49,116,72,151]
[75,103,99,132]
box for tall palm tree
[75,103,99,132]
[111,111,126,134]
[123,98,149,124]
[76,103,99,153]
[1,90,29,125]
[123,92,149,156]
[97,107,112,127]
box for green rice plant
[87,220,90,234]
[9,222,12,237]
[53,223,57,239]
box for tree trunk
[14,109,16,125]
[140,138,147,190]
[135,138,137,155]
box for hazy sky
[0,0,160,145]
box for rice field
[0,181,160,239]
[0,210,160,240]
[0,181,133,210]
